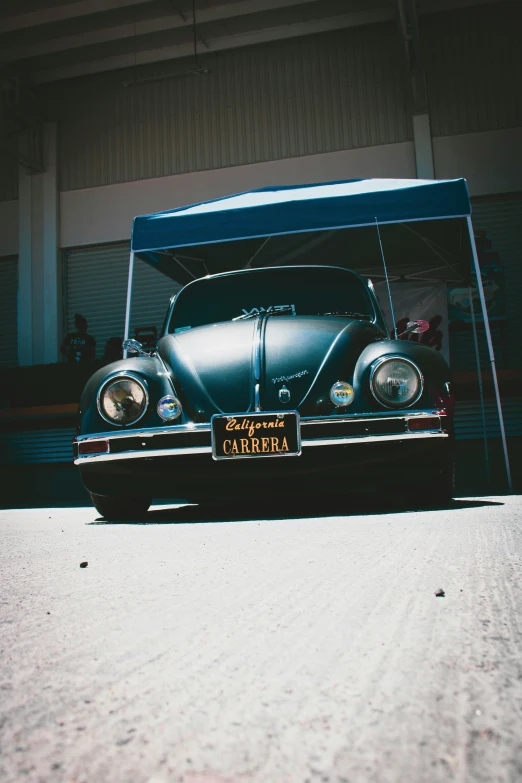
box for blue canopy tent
[127,177,511,489]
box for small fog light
[330,381,355,407]
[157,395,182,421]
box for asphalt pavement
[1,494,521,783]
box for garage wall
[64,244,180,358]
[423,1,521,138]
[449,193,522,372]
[471,194,522,370]
[0,200,18,258]
[455,398,522,440]
[47,23,412,193]
[3,2,520,207]
[0,256,18,367]
[0,149,18,204]
[37,3,519,196]
[433,127,522,198]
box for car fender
[353,340,451,411]
[77,355,176,435]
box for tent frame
[466,216,511,490]
[123,183,512,492]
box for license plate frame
[211,411,301,461]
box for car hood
[158,316,382,418]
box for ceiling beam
[30,9,395,84]
[0,0,321,63]
[0,0,155,34]
[419,0,504,12]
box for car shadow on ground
[88,494,505,526]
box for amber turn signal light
[407,417,440,432]
[78,439,110,455]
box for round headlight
[330,381,355,407]
[370,357,423,408]
[157,395,182,421]
[98,376,148,425]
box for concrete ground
[1,494,521,783]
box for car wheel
[89,492,152,521]
[404,455,455,509]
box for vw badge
[278,385,291,404]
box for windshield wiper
[321,311,372,320]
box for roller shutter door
[65,244,180,358]
[454,398,522,440]
[0,256,18,367]
[451,194,522,371]
[0,428,76,464]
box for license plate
[211,411,301,460]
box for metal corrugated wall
[131,255,181,338]
[0,428,75,464]
[0,256,18,367]
[474,195,521,370]
[50,24,412,192]
[2,7,519,202]
[449,194,522,372]
[423,1,521,138]
[454,398,522,440]
[65,244,180,357]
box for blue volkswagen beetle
[73,264,453,519]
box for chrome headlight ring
[96,371,149,427]
[369,355,424,409]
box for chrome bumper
[74,411,448,466]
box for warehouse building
[0,0,520,495]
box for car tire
[89,492,152,521]
[407,455,455,509]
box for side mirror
[405,320,430,334]
[123,338,146,356]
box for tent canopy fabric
[131,177,471,254]
[126,177,513,491]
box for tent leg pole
[469,285,490,484]
[123,250,134,359]
[466,216,512,493]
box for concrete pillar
[17,122,60,366]
[18,162,33,366]
[42,124,60,364]
[412,113,435,180]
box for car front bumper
[75,410,451,498]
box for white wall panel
[60,141,416,249]
[433,127,522,197]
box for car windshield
[168,266,375,332]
